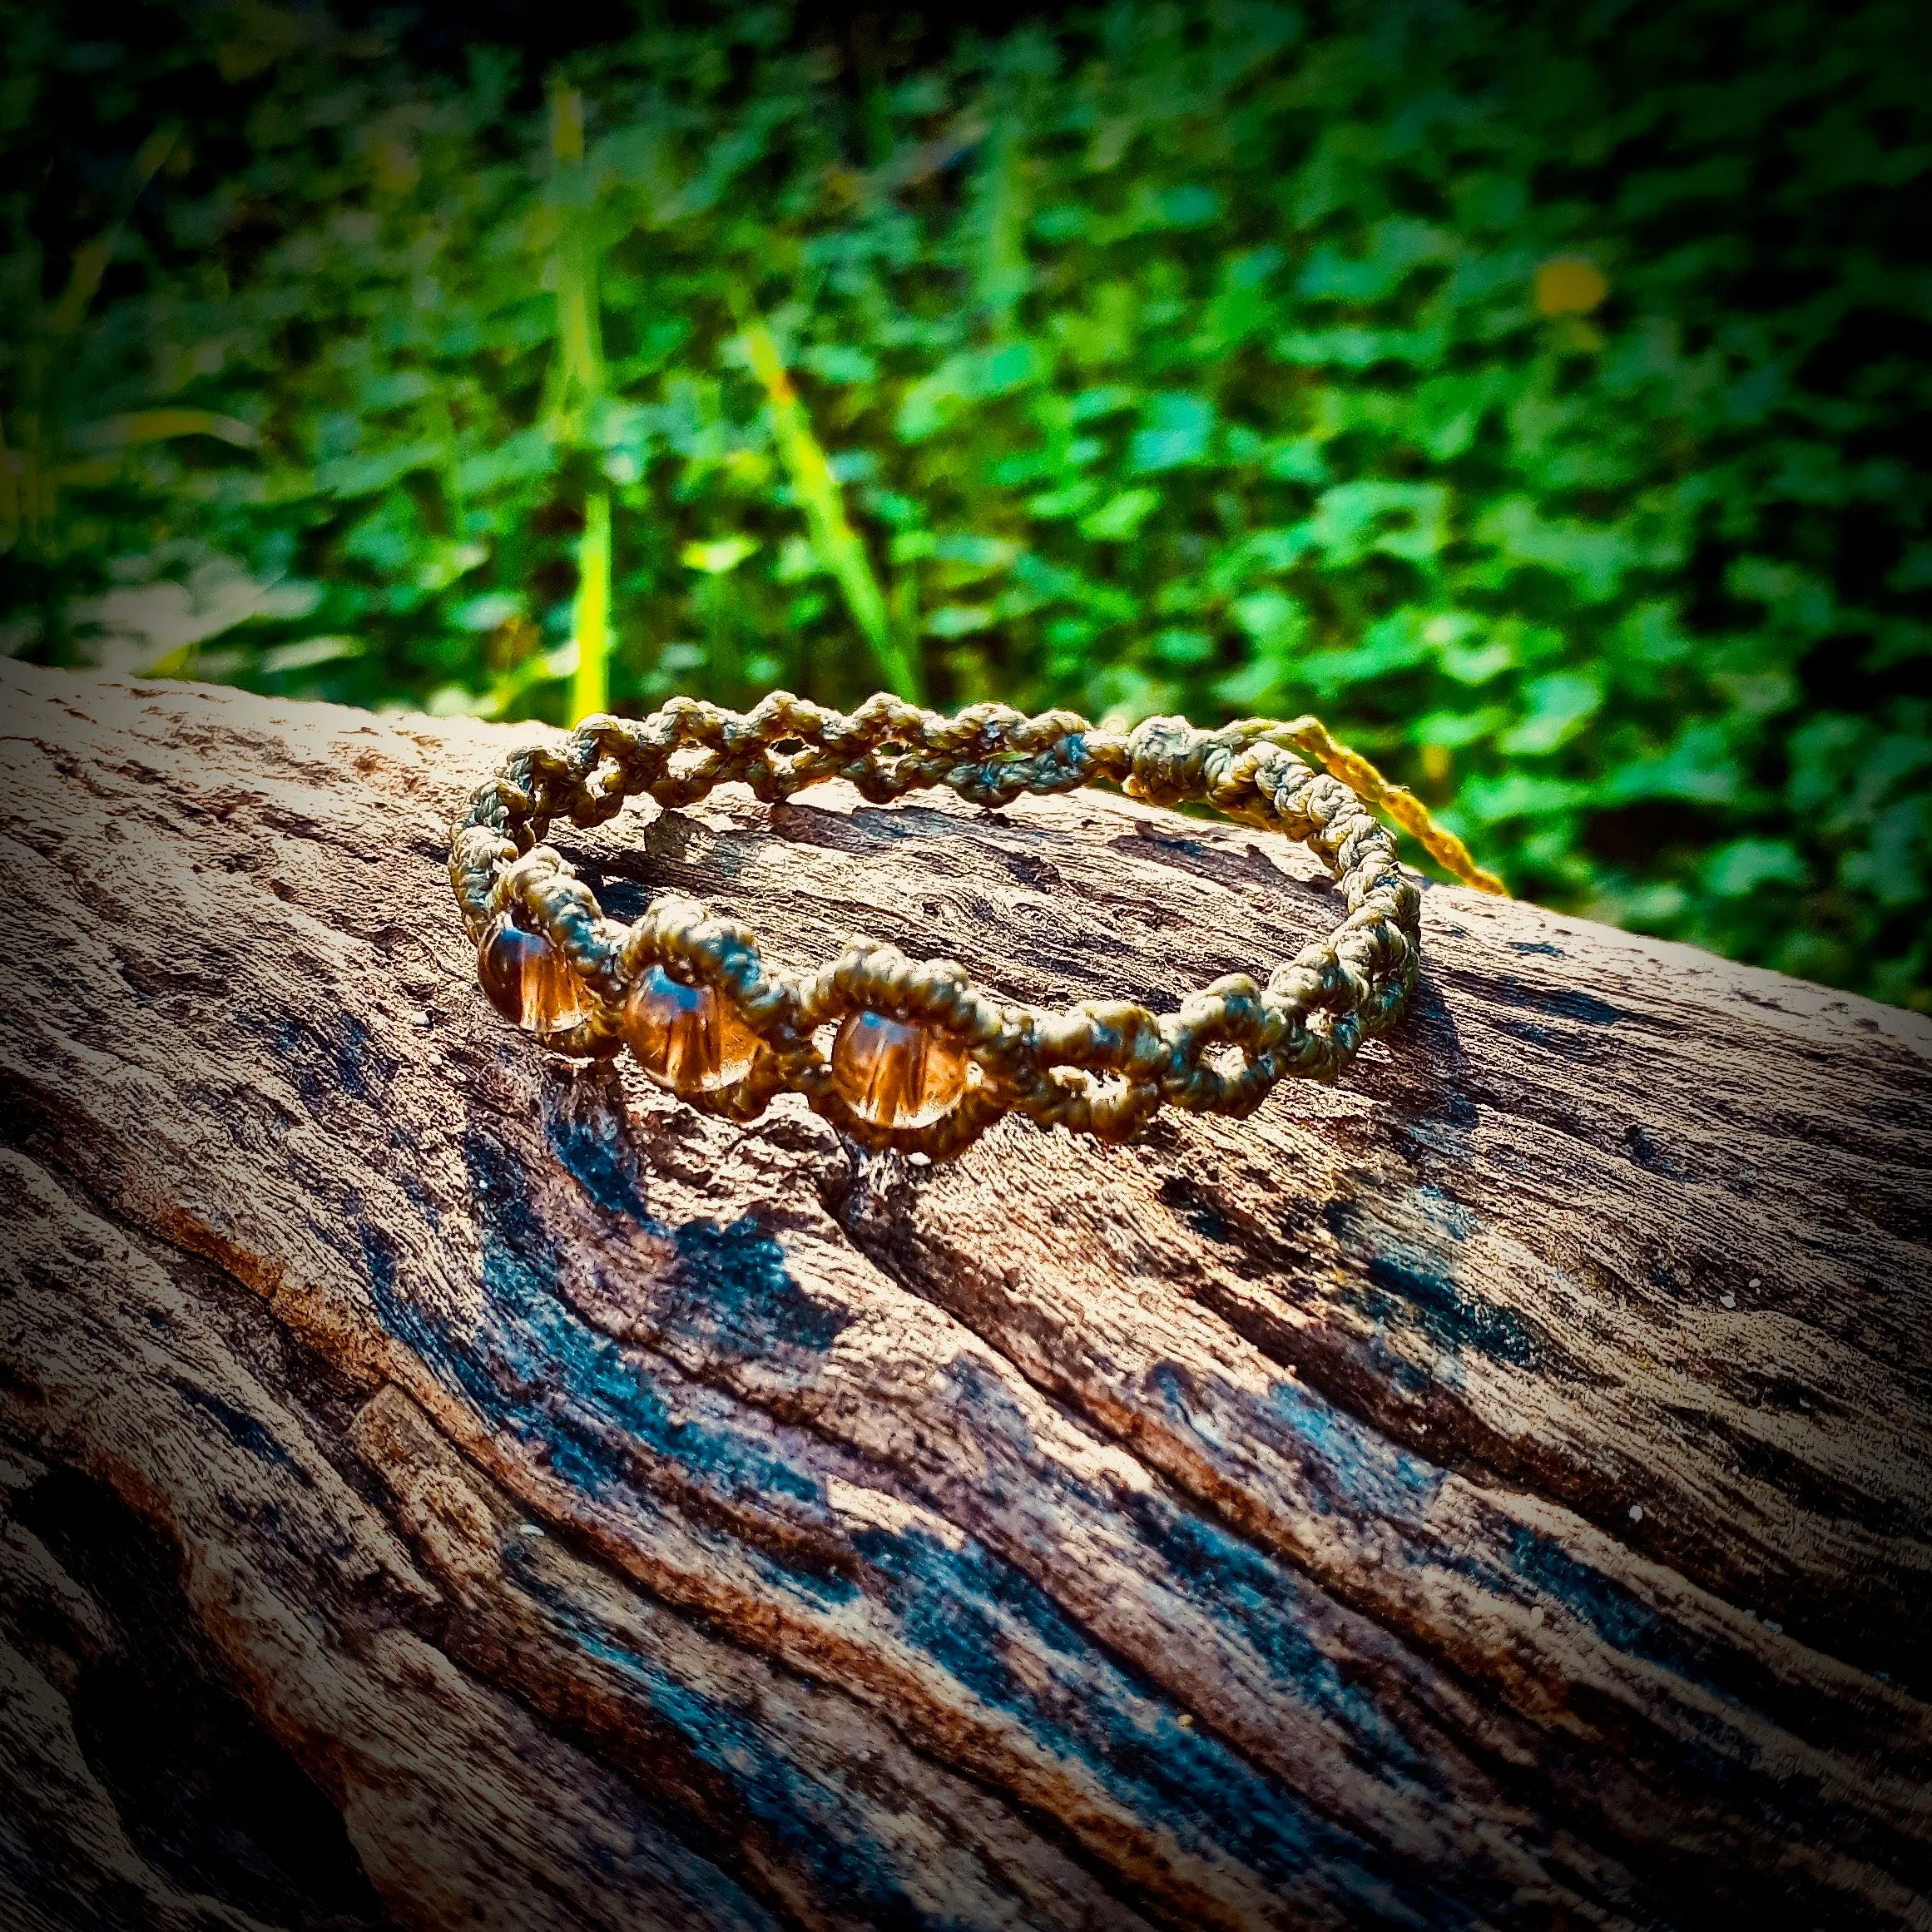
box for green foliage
[4,0,1930,1007]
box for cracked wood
[0,660,1928,1932]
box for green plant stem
[552,80,611,722]
[741,320,922,701]
[548,85,603,420]
[572,487,611,721]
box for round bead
[830,1011,970,1129]
[622,965,760,1094]
[477,914,594,1032]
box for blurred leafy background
[3,0,1928,1008]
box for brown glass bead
[830,1010,970,1129]
[622,964,760,1093]
[477,914,594,1032]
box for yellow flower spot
[1535,256,1608,316]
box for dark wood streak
[0,661,1927,1932]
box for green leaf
[75,409,260,449]
[926,604,995,637]
[681,536,760,573]
[1501,672,1603,755]
[1703,839,1810,898]
[1129,392,1215,473]
[259,634,364,675]
[1078,487,1161,542]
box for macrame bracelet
[448,692,1502,1161]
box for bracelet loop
[449,692,1484,1159]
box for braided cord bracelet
[448,693,1503,1161]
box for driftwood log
[0,659,1927,1932]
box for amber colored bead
[476,914,594,1032]
[830,1010,971,1129]
[622,964,760,1093]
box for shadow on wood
[0,661,1927,1930]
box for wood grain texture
[0,658,1926,1932]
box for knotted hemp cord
[449,692,1503,1159]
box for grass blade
[741,320,922,701]
[571,487,611,721]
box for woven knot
[1123,715,1209,807]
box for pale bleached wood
[0,659,1927,1932]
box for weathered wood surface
[0,658,1927,1932]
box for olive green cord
[451,693,1494,1157]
